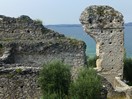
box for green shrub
[123,57,132,85]
[87,56,97,67]
[38,61,71,98]
[34,19,43,24]
[15,68,22,73]
[40,93,61,99]
[69,68,102,99]
[38,60,102,98]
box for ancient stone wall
[0,15,86,98]
[0,15,86,67]
[80,5,124,85]
[0,66,40,99]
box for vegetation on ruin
[87,56,97,67]
[96,6,105,16]
[38,61,102,99]
[15,68,22,74]
[34,19,43,24]
[18,15,31,22]
[69,68,102,99]
[5,68,23,79]
[38,61,71,98]
[6,73,15,79]
[2,38,14,41]
[123,56,132,85]
[87,55,132,86]
[68,38,80,45]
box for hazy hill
[125,22,132,26]
[46,24,81,27]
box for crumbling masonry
[0,15,86,99]
[80,5,124,86]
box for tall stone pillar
[80,5,124,85]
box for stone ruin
[80,5,124,85]
[0,15,86,99]
[80,5,132,99]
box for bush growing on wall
[87,56,97,67]
[69,68,102,99]
[123,57,132,85]
[38,61,102,99]
[34,19,43,24]
[38,61,71,98]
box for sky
[0,0,131,25]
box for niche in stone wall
[0,44,4,57]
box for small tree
[38,61,71,98]
[69,68,102,99]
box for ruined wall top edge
[0,15,86,48]
[80,5,124,29]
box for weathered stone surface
[114,77,132,99]
[0,15,86,67]
[80,5,124,86]
[0,65,40,99]
[0,15,87,98]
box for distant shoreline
[46,23,132,27]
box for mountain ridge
[46,24,81,27]
[125,22,132,26]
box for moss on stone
[34,19,43,25]
[15,68,22,74]
[96,6,105,16]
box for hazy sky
[0,0,131,25]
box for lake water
[46,25,132,57]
